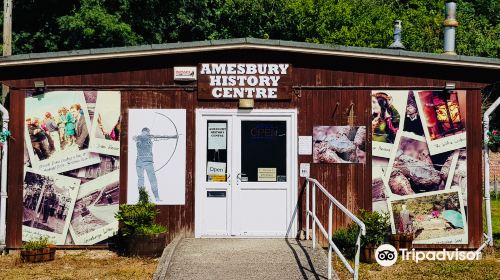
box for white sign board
[208,122,227,150]
[207,161,226,176]
[300,163,310,178]
[298,136,313,155]
[174,66,197,81]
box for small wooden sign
[197,63,293,101]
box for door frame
[194,109,298,238]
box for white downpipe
[483,96,500,246]
[0,103,9,251]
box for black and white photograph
[89,91,121,156]
[22,169,80,244]
[70,170,120,245]
[127,109,186,205]
[24,91,100,173]
[312,126,366,164]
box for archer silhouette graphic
[133,127,178,202]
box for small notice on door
[208,122,227,150]
[207,161,226,182]
[257,168,277,182]
[298,136,312,155]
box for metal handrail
[305,178,366,280]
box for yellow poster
[257,168,277,182]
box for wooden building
[1,38,499,249]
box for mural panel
[371,90,468,244]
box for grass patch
[332,248,500,280]
[490,199,500,247]
[0,250,157,280]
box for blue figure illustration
[133,127,178,202]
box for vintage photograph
[89,91,121,156]
[372,156,390,212]
[414,90,467,155]
[64,155,120,184]
[384,132,455,197]
[449,149,468,207]
[127,109,186,205]
[22,169,80,244]
[313,126,366,164]
[24,91,100,173]
[70,171,119,245]
[403,91,425,137]
[371,91,408,158]
[388,189,468,244]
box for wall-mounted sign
[300,163,310,178]
[197,63,293,100]
[174,66,197,81]
[298,136,313,155]
[208,122,227,150]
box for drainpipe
[483,96,500,246]
[0,103,8,252]
[443,1,458,55]
[389,20,405,50]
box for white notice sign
[298,136,313,155]
[208,122,227,150]
[207,161,226,176]
[300,163,310,178]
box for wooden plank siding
[1,48,493,249]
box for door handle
[227,174,231,187]
[236,173,241,186]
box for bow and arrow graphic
[132,111,180,202]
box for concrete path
[163,238,337,280]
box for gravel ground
[165,238,334,280]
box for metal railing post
[328,201,333,279]
[312,182,316,249]
[354,233,361,280]
[306,180,310,240]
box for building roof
[0,37,499,70]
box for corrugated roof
[0,37,499,69]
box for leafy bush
[22,236,50,250]
[331,224,358,259]
[358,209,390,247]
[115,187,167,236]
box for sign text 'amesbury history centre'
[197,63,293,100]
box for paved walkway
[162,238,336,280]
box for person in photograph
[71,103,89,150]
[57,108,67,149]
[63,107,77,146]
[133,127,178,202]
[42,187,56,224]
[97,114,121,141]
[43,112,61,152]
[403,92,424,136]
[372,92,400,143]
[26,118,50,160]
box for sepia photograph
[70,171,120,245]
[22,169,80,244]
[313,126,366,164]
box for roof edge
[0,38,498,70]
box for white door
[195,110,297,237]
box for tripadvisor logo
[375,244,482,266]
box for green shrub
[115,187,167,236]
[331,224,358,259]
[22,236,50,250]
[357,209,390,247]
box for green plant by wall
[115,186,167,236]
[22,236,50,250]
[351,210,390,247]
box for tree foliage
[0,0,497,59]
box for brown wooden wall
[1,48,495,249]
